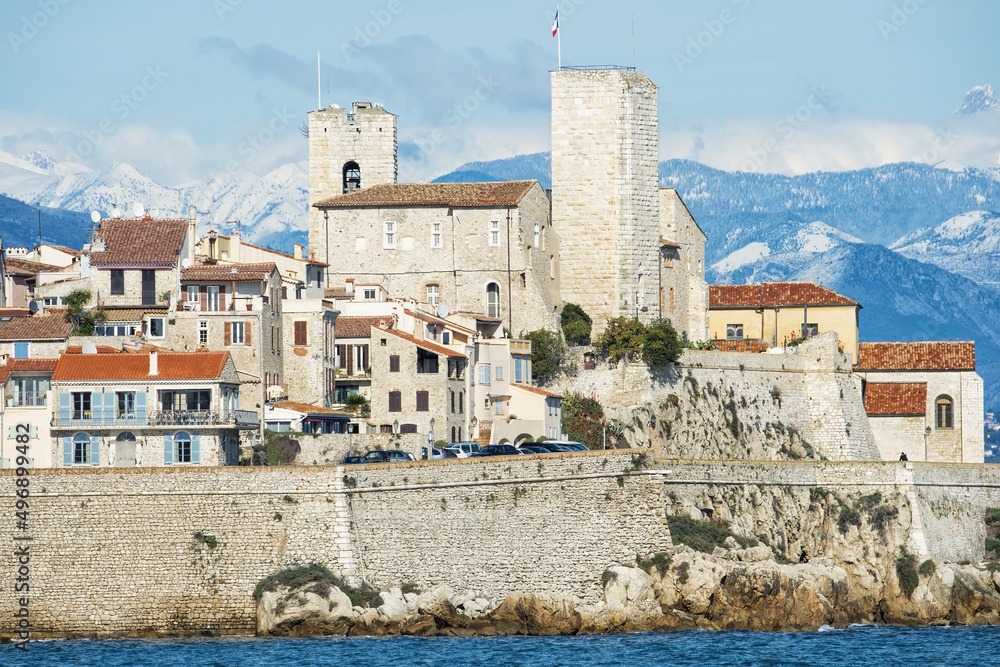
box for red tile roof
[181,262,278,282]
[855,342,976,371]
[65,344,120,354]
[712,339,769,353]
[52,351,230,381]
[4,257,61,276]
[864,382,927,416]
[0,358,58,384]
[0,309,31,318]
[513,384,562,399]
[314,181,537,209]
[709,282,860,309]
[324,287,349,298]
[0,315,72,341]
[269,400,352,416]
[237,240,329,267]
[336,316,390,338]
[380,327,466,358]
[90,218,188,267]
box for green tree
[560,392,605,449]
[643,319,683,368]
[63,289,107,335]
[595,317,647,363]
[523,329,565,384]
[560,303,592,346]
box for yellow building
[708,282,861,363]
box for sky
[1,0,999,186]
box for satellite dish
[132,202,144,218]
[436,303,450,319]
[90,211,101,223]
[111,207,122,219]
[82,342,98,355]
[28,301,38,314]
[181,258,191,269]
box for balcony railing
[54,409,260,429]
[6,395,46,408]
[100,290,163,307]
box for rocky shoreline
[256,542,1000,638]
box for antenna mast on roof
[317,51,322,110]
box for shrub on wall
[561,303,593,346]
[643,319,683,368]
[523,329,565,384]
[595,317,647,363]
[560,392,605,449]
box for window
[450,390,455,413]
[479,365,491,385]
[495,366,503,381]
[486,283,500,318]
[186,285,199,306]
[533,221,540,247]
[427,283,440,306]
[936,396,954,429]
[116,392,136,419]
[294,321,308,346]
[13,342,28,359]
[73,433,90,464]
[72,392,91,420]
[206,285,220,311]
[388,391,402,412]
[489,220,500,246]
[363,288,376,300]
[431,222,442,248]
[389,354,400,372]
[175,431,192,463]
[343,161,361,192]
[231,321,245,345]
[726,324,743,340]
[383,221,396,249]
[442,331,451,344]
[11,376,47,407]
[514,358,524,383]
[199,320,209,345]
[494,400,504,415]
[416,391,429,412]
[110,269,125,295]
[802,323,819,338]
[149,317,165,338]
[417,348,439,374]
[43,297,62,306]
[548,401,559,417]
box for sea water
[3,625,998,667]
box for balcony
[53,409,260,430]
[100,290,165,307]
[5,394,46,408]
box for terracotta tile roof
[46,245,82,256]
[314,181,537,209]
[324,287,349,298]
[0,358,58,384]
[410,308,477,335]
[0,309,31,318]
[0,315,72,341]
[4,257,61,276]
[864,382,927,416]
[52,351,230,382]
[712,339,769,353]
[65,345,121,354]
[660,238,681,249]
[90,218,188,267]
[709,282,860,309]
[181,262,278,282]
[379,326,466,358]
[512,384,562,399]
[100,308,149,322]
[855,341,976,371]
[237,240,329,267]
[336,316,390,338]
[269,400,352,416]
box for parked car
[547,441,588,451]
[385,449,416,462]
[446,441,482,458]
[531,442,572,453]
[472,444,523,457]
[341,454,366,465]
[518,445,550,455]
[343,450,415,465]
[422,447,457,460]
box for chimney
[345,278,354,295]
[149,352,159,376]
[294,244,304,260]
[187,205,197,266]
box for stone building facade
[551,68,660,333]
[659,187,709,341]
[281,298,338,407]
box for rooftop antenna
[632,15,636,69]
[38,209,41,249]
[317,51,321,110]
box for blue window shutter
[14,342,28,358]
[91,391,102,424]
[90,435,100,466]
[164,434,173,464]
[105,390,115,425]
[59,392,71,423]
[137,391,147,423]
[63,436,71,466]
[191,433,201,464]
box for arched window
[343,161,361,193]
[936,396,954,429]
[73,433,91,464]
[116,432,136,443]
[486,282,500,318]
[175,431,192,463]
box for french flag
[552,8,559,36]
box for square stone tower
[551,68,660,334]
[309,102,397,271]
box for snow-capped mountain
[954,84,1000,116]
[890,211,1000,286]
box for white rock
[378,592,408,620]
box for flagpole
[557,4,561,70]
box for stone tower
[550,68,660,334]
[309,102,397,271]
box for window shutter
[191,433,201,464]
[199,287,207,311]
[389,391,401,412]
[164,434,174,464]
[59,392,71,423]
[294,321,307,345]
[90,435,100,466]
[416,391,429,412]
[104,390,114,425]
[220,284,226,311]
[389,355,399,372]
[225,321,231,346]
[137,391,146,423]
[91,391,103,423]
[246,322,252,346]
[63,436,71,466]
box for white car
[445,441,481,458]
